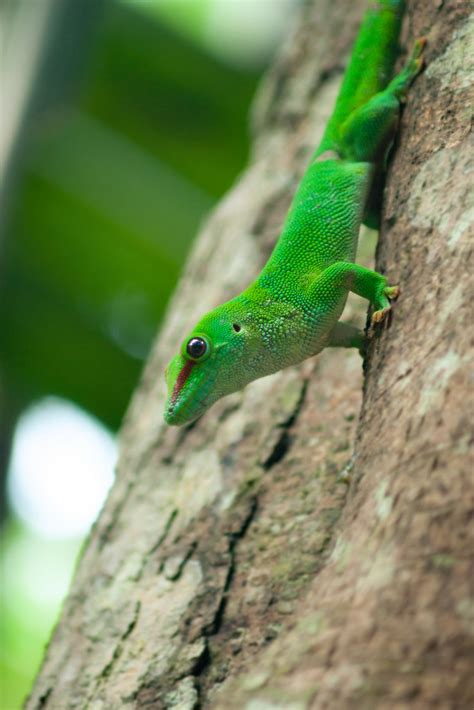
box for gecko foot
[384,285,400,300]
[397,37,426,103]
[371,285,400,324]
[372,307,390,324]
[411,37,427,68]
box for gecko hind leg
[328,321,366,356]
[338,38,426,164]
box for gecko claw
[397,37,426,103]
[413,36,427,56]
[385,285,400,301]
[371,285,400,324]
[371,307,390,324]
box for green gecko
[164,0,424,426]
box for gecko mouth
[169,359,195,412]
[165,355,223,426]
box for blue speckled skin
[164,1,424,425]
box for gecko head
[164,299,263,426]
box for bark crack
[99,600,141,683]
[193,496,258,703]
[261,379,308,470]
[210,499,258,636]
[147,508,179,557]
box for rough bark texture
[28,1,473,708]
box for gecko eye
[232,323,241,332]
[186,336,209,360]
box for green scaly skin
[165,0,425,426]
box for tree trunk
[28,1,473,708]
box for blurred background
[0,0,300,705]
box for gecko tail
[319,0,406,152]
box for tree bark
[28,1,473,708]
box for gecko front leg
[310,261,399,325]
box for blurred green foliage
[1,1,264,706]
[1,519,82,710]
[1,0,259,432]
